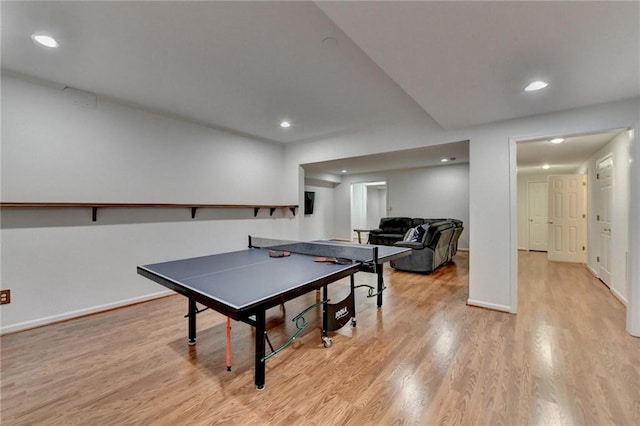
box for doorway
[516,131,624,263]
[512,128,633,326]
[350,181,387,242]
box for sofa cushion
[377,217,412,234]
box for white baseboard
[0,290,173,335]
[586,264,599,277]
[467,298,513,313]
[581,264,628,306]
[610,287,628,307]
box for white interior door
[547,174,587,263]
[350,183,367,241]
[528,181,548,251]
[597,156,613,286]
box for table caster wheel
[322,336,333,348]
[351,318,357,327]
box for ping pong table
[137,236,411,389]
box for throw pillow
[410,225,426,242]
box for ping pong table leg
[321,285,332,348]
[188,298,197,345]
[255,310,266,390]
[226,317,232,371]
[350,275,357,327]
[376,266,384,308]
[322,285,328,338]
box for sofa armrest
[394,241,423,250]
[369,228,384,234]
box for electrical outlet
[0,289,10,305]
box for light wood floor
[2,251,639,425]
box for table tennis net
[249,236,377,263]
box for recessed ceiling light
[524,80,548,92]
[280,121,291,128]
[440,158,449,163]
[550,138,564,144]
[542,164,551,170]
[31,34,59,48]
[341,169,347,174]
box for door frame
[596,154,614,286]
[349,181,387,242]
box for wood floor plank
[2,251,640,425]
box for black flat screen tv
[304,191,315,215]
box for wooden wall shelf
[0,202,298,221]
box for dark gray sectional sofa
[368,217,463,274]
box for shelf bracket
[92,207,98,222]
[269,208,276,216]
[289,207,296,216]
[254,207,260,217]
[191,207,198,219]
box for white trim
[586,264,599,277]
[611,287,628,307]
[627,125,640,337]
[0,290,173,335]
[509,136,519,314]
[585,263,628,306]
[467,298,512,313]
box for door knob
[604,227,611,232]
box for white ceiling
[303,140,470,177]
[317,1,640,130]
[516,129,626,174]
[1,1,425,144]
[2,1,639,173]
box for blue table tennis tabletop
[138,247,361,314]
[137,238,411,389]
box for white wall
[387,164,468,225]
[1,74,296,333]
[301,182,335,241]
[579,130,631,305]
[328,164,470,249]
[285,98,639,334]
[366,186,386,230]
[2,74,285,204]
